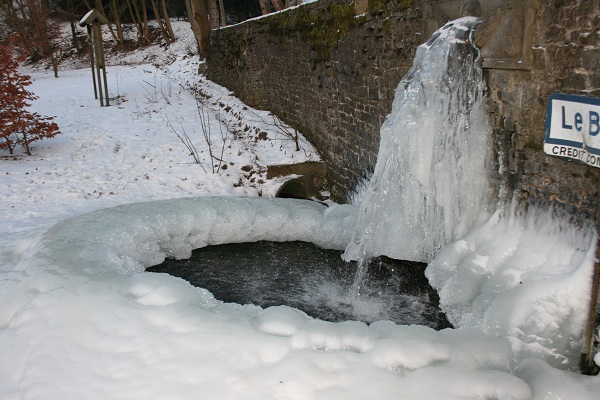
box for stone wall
[208,0,424,202]
[483,0,600,220]
[207,0,599,220]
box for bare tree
[185,0,210,58]
[125,0,151,45]
[126,0,144,44]
[207,0,226,28]
[149,0,167,43]
[161,0,175,35]
[217,0,225,26]
[157,0,175,44]
[0,0,59,61]
[93,0,121,45]
[141,0,150,41]
[66,0,81,51]
[110,0,124,46]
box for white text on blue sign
[544,93,600,168]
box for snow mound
[427,201,597,369]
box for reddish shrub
[0,41,60,156]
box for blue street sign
[544,93,600,168]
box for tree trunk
[186,0,209,58]
[150,0,169,43]
[127,0,144,44]
[142,0,150,43]
[185,0,200,53]
[68,0,80,51]
[69,17,79,50]
[95,0,119,44]
[258,0,270,15]
[111,0,124,46]
[271,0,285,11]
[217,0,226,26]
[207,0,219,29]
[51,50,59,78]
[160,0,175,42]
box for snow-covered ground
[1,20,599,400]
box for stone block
[562,71,587,90]
[582,48,600,70]
[532,47,546,70]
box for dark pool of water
[148,241,451,329]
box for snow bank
[1,196,538,400]
[427,201,597,369]
[2,195,599,399]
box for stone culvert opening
[276,179,308,199]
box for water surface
[149,241,451,329]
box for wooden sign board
[79,9,108,27]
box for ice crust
[29,197,356,275]
[3,195,598,399]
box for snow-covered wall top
[207,0,599,222]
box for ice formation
[29,197,357,275]
[344,17,493,264]
[427,201,597,369]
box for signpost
[545,93,600,375]
[79,9,109,107]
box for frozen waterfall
[344,17,494,264]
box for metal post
[102,67,109,107]
[87,24,98,99]
[93,22,104,106]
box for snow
[1,19,599,400]
[78,9,95,26]
[427,201,598,369]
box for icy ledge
[24,196,358,275]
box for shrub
[0,41,60,156]
[0,0,59,62]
